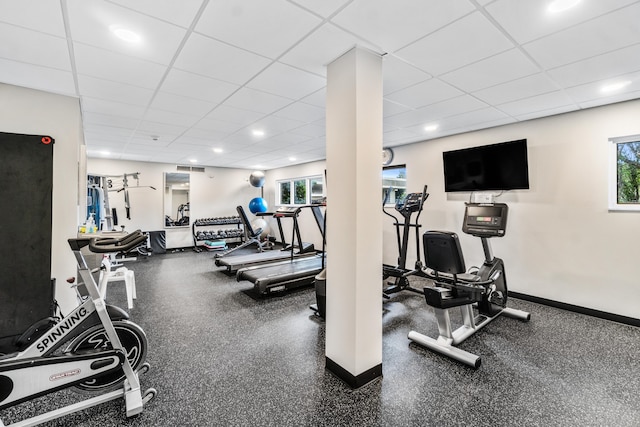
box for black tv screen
[443,139,529,192]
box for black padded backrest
[236,205,257,236]
[423,231,466,274]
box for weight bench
[215,206,269,258]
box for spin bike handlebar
[89,230,147,253]
[67,230,147,254]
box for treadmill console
[274,206,301,217]
[462,203,508,238]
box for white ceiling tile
[289,0,352,17]
[143,108,201,127]
[274,102,325,123]
[523,3,640,69]
[150,91,216,117]
[84,124,134,139]
[135,121,188,139]
[250,115,307,135]
[0,0,66,36]
[195,0,321,58]
[440,49,539,92]
[77,75,154,105]
[279,23,379,76]
[108,0,204,28]
[247,62,326,100]
[382,128,421,144]
[383,55,431,95]
[428,107,511,132]
[486,0,638,44]
[74,43,167,89]
[127,136,173,148]
[224,87,293,115]
[547,43,640,88]
[383,100,412,117]
[299,88,326,108]
[385,95,489,127]
[564,70,640,103]
[0,59,76,96]
[82,111,140,129]
[578,89,640,110]
[174,32,271,85]
[473,73,560,105]
[67,0,187,65]
[160,68,240,103]
[81,97,147,119]
[497,90,577,117]
[290,123,326,138]
[0,23,71,71]
[332,0,475,52]
[205,105,264,126]
[193,117,244,135]
[385,78,463,109]
[263,133,312,146]
[396,11,514,76]
[514,105,578,122]
[182,128,230,142]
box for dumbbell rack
[192,216,244,252]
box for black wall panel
[0,131,54,338]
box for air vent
[177,165,205,172]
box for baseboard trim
[509,291,640,327]
[326,357,382,389]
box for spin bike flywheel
[64,320,148,392]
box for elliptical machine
[408,202,530,368]
[382,185,429,296]
[0,232,156,426]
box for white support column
[325,47,383,388]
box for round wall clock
[382,147,394,165]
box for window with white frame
[382,165,407,205]
[277,175,324,206]
[609,134,640,211]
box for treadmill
[215,205,324,273]
[236,254,325,295]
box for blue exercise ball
[248,197,268,214]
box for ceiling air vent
[177,165,205,172]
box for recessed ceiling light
[100,150,110,156]
[109,25,142,44]
[547,0,581,13]
[213,148,223,153]
[189,159,197,164]
[601,81,631,93]
[252,130,265,137]
[424,124,439,132]
[253,165,264,169]
[288,157,296,161]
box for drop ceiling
[1,0,639,170]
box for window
[609,135,640,211]
[383,165,407,205]
[277,175,323,206]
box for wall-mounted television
[443,139,529,192]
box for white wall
[87,158,258,249]
[264,161,327,249]
[391,99,640,320]
[0,83,83,313]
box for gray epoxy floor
[2,249,639,426]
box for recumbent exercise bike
[408,203,530,368]
[0,231,156,426]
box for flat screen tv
[443,139,529,192]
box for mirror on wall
[164,172,190,228]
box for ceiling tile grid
[0,0,638,169]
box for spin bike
[408,202,530,368]
[382,185,429,296]
[0,231,156,426]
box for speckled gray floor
[2,249,639,426]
